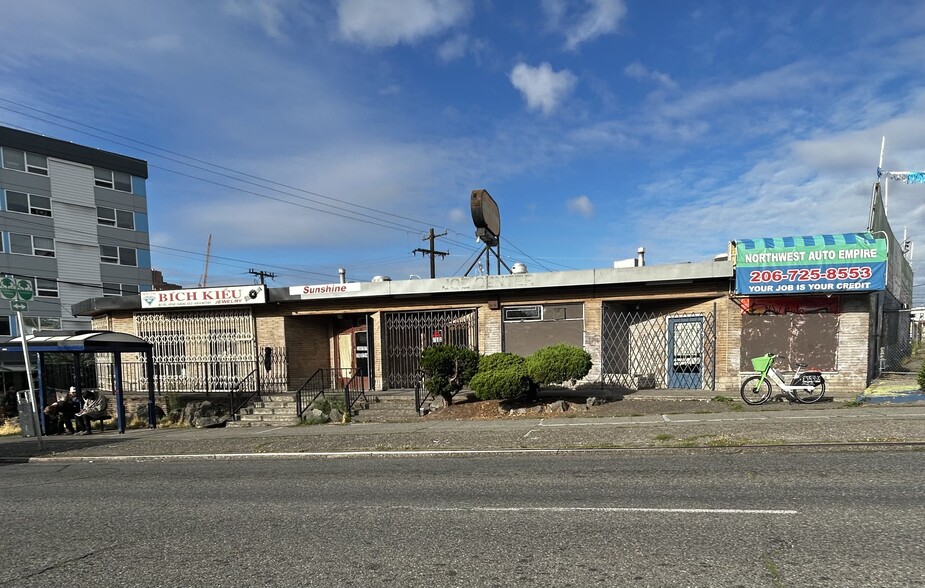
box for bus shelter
[0,330,156,433]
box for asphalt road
[2,449,922,587]
[2,405,925,460]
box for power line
[0,107,558,279]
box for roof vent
[511,262,528,274]
[371,275,392,282]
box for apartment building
[0,125,151,335]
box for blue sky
[2,0,924,302]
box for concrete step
[352,397,421,423]
[234,414,301,426]
[253,401,298,409]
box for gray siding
[49,160,103,322]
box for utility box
[16,390,37,437]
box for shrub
[420,345,480,404]
[525,344,592,388]
[479,352,525,372]
[470,354,531,400]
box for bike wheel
[791,376,826,404]
[740,376,772,405]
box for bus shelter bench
[86,413,113,432]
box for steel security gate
[667,316,704,388]
[601,306,715,390]
[133,309,288,393]
[383,308,478,388]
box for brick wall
[480,305,502,355]
[834,297,872,392]
[283,316,330,388]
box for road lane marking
[537,411,925,427]
[412,506,799,515]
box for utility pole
[247,268,277,285]
[412,228,448,278]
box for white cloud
[336,0,471,47]
[624,61,676,89]
[438,33,469,62]
[223,0,292,41]
[544,0,627,51]
[509,62,577,115]
[567,195,595,217]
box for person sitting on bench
[76,390,108,435]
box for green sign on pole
[0,277,34,301]
[11,300,28,312]
[0,277,16,300]
[15,279,34,301]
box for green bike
[740,353,826,405]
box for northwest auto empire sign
[734,232,887,296]
[141,285,266,309]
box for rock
[586,397,603,407]
[328,408,343,423]
[311,408,324,417]
[546,400,569,412]
[529,405,543,414]
[512,407,528,415]
[430,396,448,410]
[134,404,166,421]
[181,400,230,428]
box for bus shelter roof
[0,330,152,354]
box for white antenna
[880,136,889,213]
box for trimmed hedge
[420,344,480,403]
[470,353,531,400]
[525,344,592,387]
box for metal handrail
[343,371,367,415]
[295,369,328,419]
[227,368,260,421]
[414,370,432,416]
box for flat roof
[0,125,148,178]
[72,260,734,317]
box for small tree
[525,344,592,388]
[419,344,480,405]
[469,353,531,400]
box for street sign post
[1,276,41,446]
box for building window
[22,316,61,335]
[6,191,52,217]
[97,206,135,229]
[94,168,133,193]
[32,237,55,257]
[100,245,137,266]
[503,306,542,321]
[100,246,119,264]
[36,278,58,297]
[9,233,55,257]
[0,316,10,337]
[1,147,48,175]
[102,282,138,296]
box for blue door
[667,316,703,389]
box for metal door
[667,316,703,389]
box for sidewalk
[2,402,923,462]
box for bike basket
[750,355,773,372]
